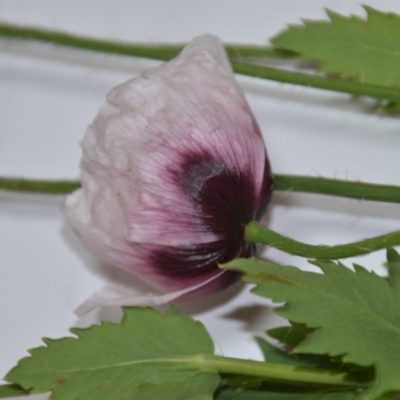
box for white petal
[74,269,227,316]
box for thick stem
[199,355,358,387]
[1,24,400,101]
[0,355,364,399]
[245,220,400,260]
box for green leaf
[271,7,400,86]
[265,326,369,375]
[5,306,219,400]
[223,250,400,399]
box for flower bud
[64,34,273,315]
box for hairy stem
[274,174,400,204]
[231,61,400,101]
[245,220,400,259]
[2,175,400,208]
[0,24,292,61]
[2,176,400,207]
[2,24,400,101]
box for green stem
[0,384,29,398]
[274,174,400,204]
[0,177,80,195]
[2,24,400,101]
[200,355,359,387]
[0,24,292,61]
[2,176,400,207]
[231,61,400,101]
[245,220,400,260]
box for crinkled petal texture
[64,34,273,315]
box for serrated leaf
[223,250,400,399]
[5,306,219,400]
[258,333,339,371]
[267,324,313,348]
[262,328,359,374]
[271,7,400,86]
[255,337,299,366]
[268,327,373,379]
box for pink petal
[64,34,273,314]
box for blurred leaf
[0,384,29,398]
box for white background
[1,1,400,398]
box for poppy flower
[64,34,273,315]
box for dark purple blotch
[150,152,273,285]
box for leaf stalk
[198,355,359,387]
[0,355,364,399]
